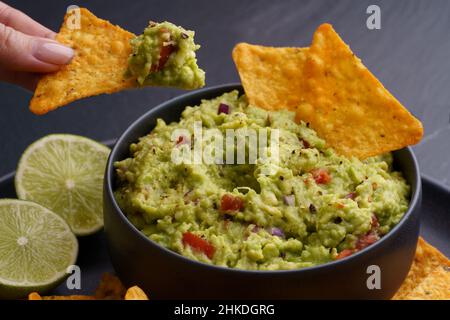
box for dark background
[1,0,449,187]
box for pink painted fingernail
[33,39,74,65]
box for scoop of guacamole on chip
[114,91,410,270]
[30,9,206,114]
[127,21,205,89]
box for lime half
[0,199,78,299]
[15,134,110,236]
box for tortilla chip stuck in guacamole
[233,24,423,159]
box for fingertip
[33,39,74,66]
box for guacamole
[127,21,205,89]
[114,91,410,270]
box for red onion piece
[344,192,356,199]
[270,227,285,237]
[218,103,230,114]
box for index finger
[0,2,55,38]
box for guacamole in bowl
[113,90,410,271]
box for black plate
[0,141,449,296]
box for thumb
[0,23,74,73]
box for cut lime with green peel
[0,199,78,299]
[15,134,110,236]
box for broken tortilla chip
[124,286,149,300]
[28,292,95,300]
[28,273,149,300]
[393,237,450,300]
[28,292,43,300]
[232,44,308,111]
[94,272,127,300]
[233,24,423,159]
[29,8,135,115]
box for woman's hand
[0,1,74,90]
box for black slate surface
[1,0,450,187]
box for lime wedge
[0,199,78,299]
[15,134,110,236]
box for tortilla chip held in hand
[30,8,135,115]
[233,24,423,159]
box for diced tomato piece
[156,43,175,71]
[301,139,310,148]
[336,202,345,209]
[355,233,379,251]
[150,28,176,73]
[311,168,331,184]
[176,135,189,146]
[336,215,380,260]
[182,232,215,259]
[220,194,244,212]
[371,214,379,231]
[336,249,354,260]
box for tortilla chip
[29,8,135,115]
[405,266,450,300]
[233,24,423,159]
[42,295,95,300]
[28,292,95,300]
[27,274,149,300]
[393,237,450,300]
[232,44,308,111]
[124,286,149,300]
[28,292,43,300]
[298,24,423,158]
[94,272,127,300]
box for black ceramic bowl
[104,83,422,299]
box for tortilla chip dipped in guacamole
[127,21,205,89]
[30,8,135,115]
[30,8,204,115]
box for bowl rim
[105,82,422,275]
